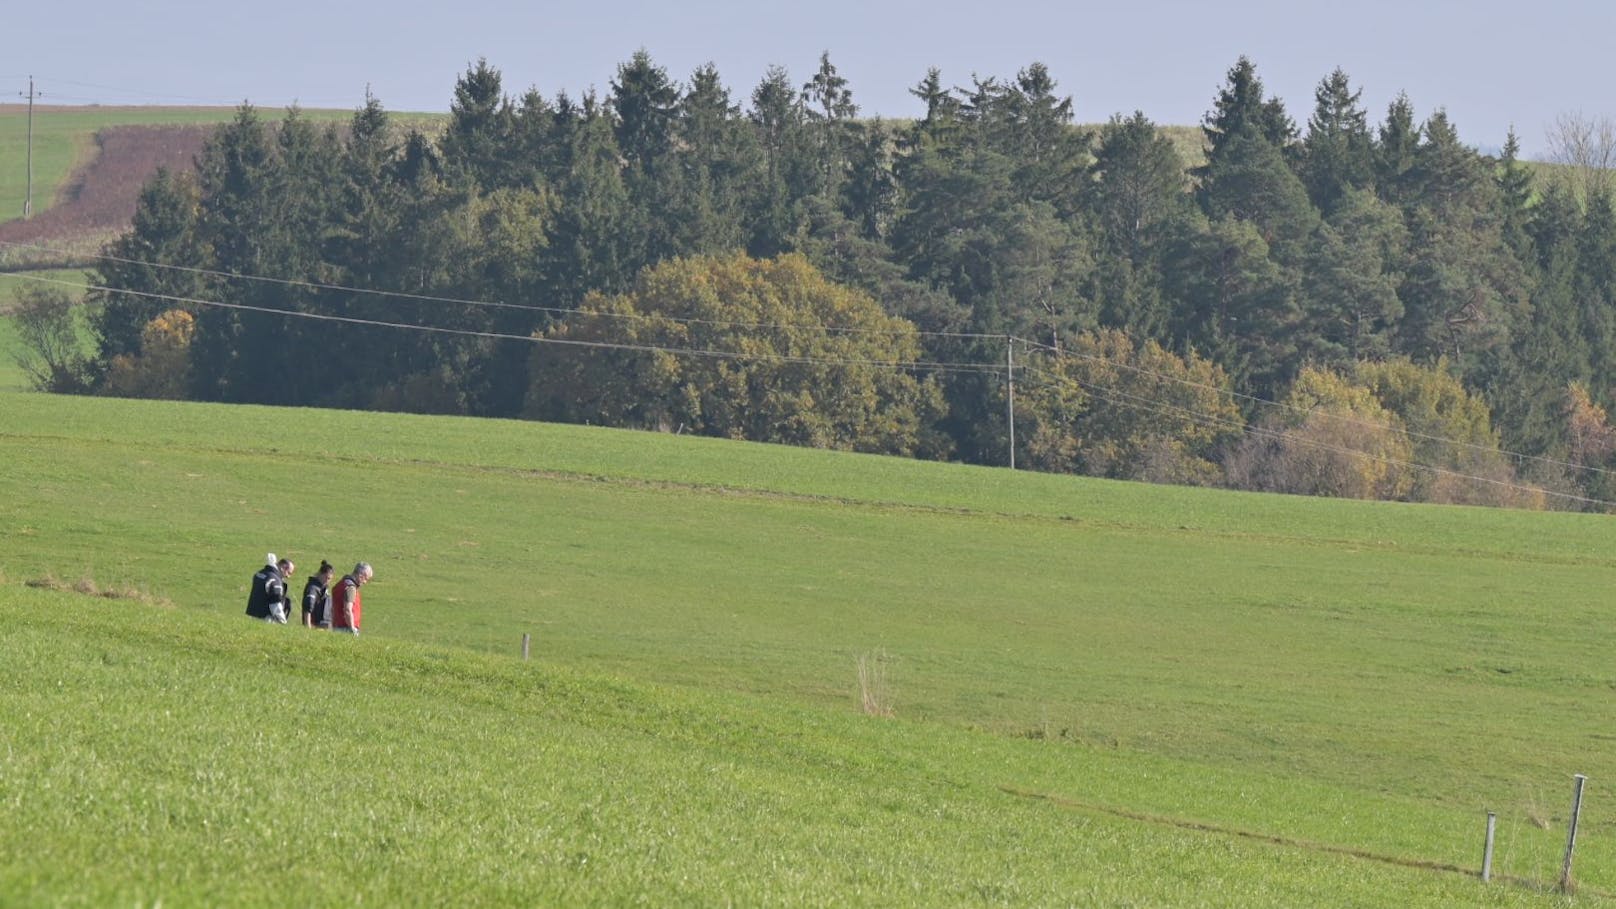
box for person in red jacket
[331,562,373,635]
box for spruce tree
[92,168,208,365]
[747,65,810,255]
[1576,190,1616,392]
[1087,111,1187,259]
[1199,56,1296,177]
[801,52,858,202]
[1496,128,1536,261]
[673,63,758,253]
[1375,93,1420,206]
[611,49,680,172]
[1299,68,1374,214]
[440,59,513,189]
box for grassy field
[3,389,1616,904]
[4,585,1568,908]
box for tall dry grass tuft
[856,649,894,717]
[26,572,172,608]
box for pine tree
[1493,185,1585,455]
[188,103,279,401]
[549,93,638,302]
[1164,214,1300,399]
[842,120,898,240]
[1391,109,1528,384]
[506,87,564,189]
[1198,129,1319,266]
[908,68,958,135]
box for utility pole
[1006,336,1015,470]
[20,76,41,218]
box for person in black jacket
[245,554,294,624]
[301,560,335,629]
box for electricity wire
[0,239,1007,342]
[0,272,1006,377]
[13,74,356,108]
[7,238,1610,490]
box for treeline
[30,52,1616,507]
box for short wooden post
[521,633,530,661]
[1560,774,1587,892]
[1481,811,1496,882]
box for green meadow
[3,390,1616,905]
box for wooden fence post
[521,633,530,661]
[1560,774,1587,892]
[1482,811,1496,882]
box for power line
[15,73,361,109]
[8,271,1607,507]
[0,239,1007,343]
[0,273,1006,377]
[8,237,1607,489]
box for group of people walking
[246,554,374,634]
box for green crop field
[3,389,1616,905]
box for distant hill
[0,105,442,269]
[0,123,212,265]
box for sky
[7,0,1615,158]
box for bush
[528,253,948,457]
[12,283,95,393]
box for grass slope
[0,585,1579,907]
[4,390,1616,903]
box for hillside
[0,105,440,268]
[4,389,1616,903]
[4,583,1566,907]
[0,123,213,264]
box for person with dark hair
[245,554,294,624]
[331,562,373,635]
[301,560,335,629]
